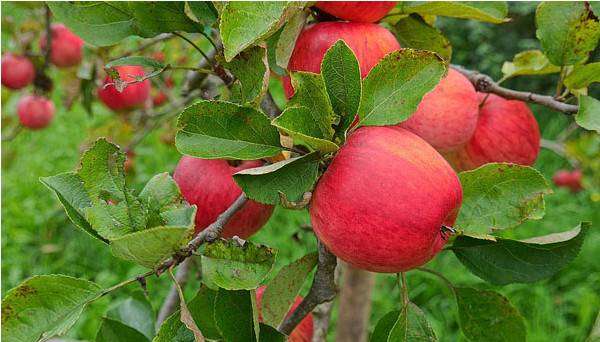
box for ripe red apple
[444,93,540,171]
[399,68,479,152]
[310,126,462,273]
[152,77,174,107]
[1,53,35,90]
[256,286,313,342]
[315,1,396,22]
[97,65,151,112]
[552,169,583,193]
[17,94,55,130]
[283,22,400,97]
[173,156,274,238]
[40,23,84,68]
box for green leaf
[371,310,401,342]
[258,323,286,341]
[218,46,269,106]
[357,49,447,127]
[275,9,308,69]
[273,72,339,153]
[501,50,561,79]
[388,302,437,341]
[154,286,221,341]
[106,292,155,340]
[138,173,193,228]
[176,100,283,160]
[233,153,320,205]
[96,318,150,342]
[201,240,277,290]
[455,287,526,342]
[40,172,104,242]
[564,62,600,93]
[576,95,600,133]
[220,2,301,62]
[1,275,102,342]
[392,14,452,61]
[536,2,600,66]
[452,222,590,285]
[455,163,552,235]
[106,56,165,70]
[48,2,138,46]
[214,289,258,342]
[110,226,193,268]
[398,1,509,24]
[321,40,362,130]
[128,2,204,38]
[261,252,318,327]
[185,1,218,27]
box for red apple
[152,77,174,107]
[399,68,479,152]
[17,94,55,130]
[1,53,35,90]
[315,1,396,22]
[444,93,540,171]
[151,51,165,63]
[552,169,583,193]
[310,126,462,273]
[40,23,84,68]
[173,157,274,238]
[283,22,400,97]
[256,286,313,342]
[97,65,151,112]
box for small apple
[256,286,313,342]
[17,94,55,130]
[310,126,462,273]
[152,77,174,107]
[1,53,35,90]
[173,156,274,238]
[399,68,479,152]
[97,65,151,112]
[315,1,396,22]
[552,169,583,193]
[40,23,84,68]
[444,93,540,171]
[283,21,400,97]
[151,51,165,63]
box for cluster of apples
[1,24,83,130]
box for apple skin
[40,24,84,68]
[310,126,462,273]
[152,77,174,107]
[315,1,396,22]
[1,53,35,90]
[444,93,540,171]
[17,95,55,130]
[552,169,583,193]
[283,22,400,98]
[399,68,479,152]
[98,65,151,112]
[173,156,274,238]
[256,286,313,342]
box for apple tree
[1,2,599,342]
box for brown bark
[335,263,375,342]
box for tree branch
[311,301,334,342]
[121,33,174,58]
[278,241,338,335]
[261,91,282,119]
[156,258,192,326]
[452,65,579,114]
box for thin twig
[400,273,409,307]
[452,65,579,114]
[540,138,566,157]
[416,267,455,295]
[279,241,338,335]
[120,33,174,58]
[156,258,193,326]
[172,32,214,68]
[42,5,52,70]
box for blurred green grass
[2,2,600,341]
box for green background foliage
[1,2,599,341]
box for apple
[40,23,84,68]
[256,286,313,342]
[310,126,462,273]
[552,169,583,193]
[283,21,400,97]
[152,77,174,107]
[97,65,151,112]
[173,156,274,238]
[444,93,540,171]
[17,94,55,130]
[1,53,35,90]
[399,68,479,152]
[315,1,396,22]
